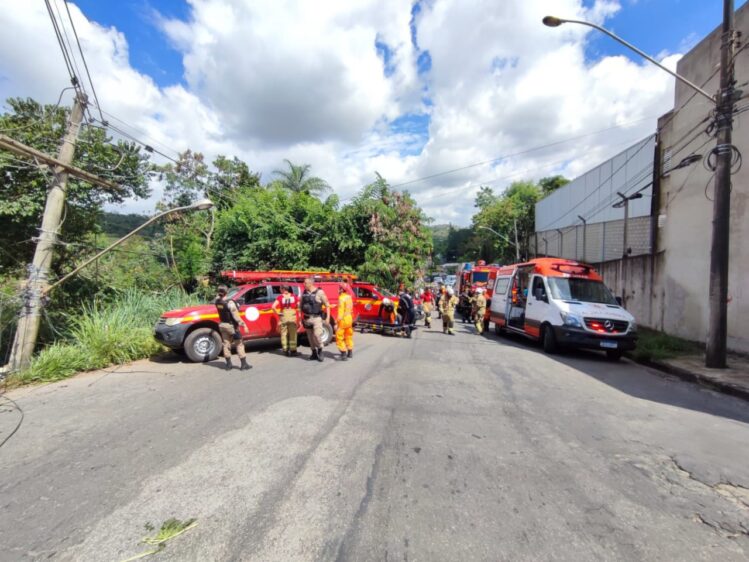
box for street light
[544,7,737,369]
[541,16,714,102]
[478,225,520,260]
[44,198,215,295]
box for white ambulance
[488,258,637,360]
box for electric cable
[0,396,24,449]
[63,0,104,123]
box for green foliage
[630,328,702,363]
[10,289,198,386]
[99,212,163,238]
[0,97,152,272]
[538,175,570,195]
[272,159,330,196]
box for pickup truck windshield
[547,277,618,305]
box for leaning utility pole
[7,92,87,372]
[706,0,736,368]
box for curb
[633,356,749,403]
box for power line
[44,0,78,91]
[389,114,660,189]
[63,0,104,123]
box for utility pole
[7,93,87,372]
[577,215,587,262]
[706,0,736,368]
[513,219,520,261]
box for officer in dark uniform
[215,285,251,371]
[301,277,330,362]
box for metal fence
[531,216,653,263]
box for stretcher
[355,315,417,338]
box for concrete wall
[656,3,749,353]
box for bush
[631,328,702,363]
[9,289,199,386]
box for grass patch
[630,327,702,363]
[8,289,199,387]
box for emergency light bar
[220,270,357,283]
[550,263,591,276]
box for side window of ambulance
[494,277,510,295]
[532,277,547,300]
[244,286,271,305]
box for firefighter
[301,277,330,362]
[422,287,434,328]
[440,286,459,336]
[474,287,487,335]
[272,285,299,356]
[214,285,251,371]
[437,284,446,319]
[380,297,397,325]
[336,283,354,360]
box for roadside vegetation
[6,290,199,386]
[629,328,703,363]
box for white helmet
[447,287,454,296]
[382,297,392,306]
[476,288,484,294]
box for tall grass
[10,289,200,386]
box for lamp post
[5,198,214,372]
[613,192,643,306]
[544,6,735,368]
[577,215,587,262]
[479,225,520,261]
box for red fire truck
[154,271,356,362]
[455,260,502,330]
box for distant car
[445,275,457,287]
[432,275,445,285]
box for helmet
[447,287,454,296]
[382,297,392,306]
[476,288,484,294]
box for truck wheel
[184,327,222,363]
[606,350,623,361]
[542,325,558,354]
[321,321,334,346]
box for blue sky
[70,0,745,159]
[73,0,744,90]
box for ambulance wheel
[542,325,558,354]
[185,327,221,363]
[606,350,623,361]
[495,322,504,336]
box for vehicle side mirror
[615,296,623,306]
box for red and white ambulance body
[154,271,356,362]
[488,258,637,359]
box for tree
[272,159,330,196]
[474,186,497,210]
[0,97,152,273]
[538,175,569,196]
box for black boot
[224,358,232,371]
[317,348,324,362]
[240,357,252,371]
[340,351,348,361]
[309,348,319,361]
[347,349,352,359]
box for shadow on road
[482,327,749,426]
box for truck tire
[321,321,334,346]
[542,325,559,354]
[184,327,222,363]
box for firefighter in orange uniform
[336,283,355,360]
[272,285,300,356]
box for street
[1,321,748,562]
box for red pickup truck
[154,271,356,362]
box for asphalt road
[1,318,748,561]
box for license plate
[600,341,618,349]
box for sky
[0,0,743,225]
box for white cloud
[0,0,683,225]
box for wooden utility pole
[706,0,736,368]
[7,93,87,372]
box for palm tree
[272,159,331,196]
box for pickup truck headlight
[164,317,183,326]
[560,311,583,328]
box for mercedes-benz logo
[604,320,614,331]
